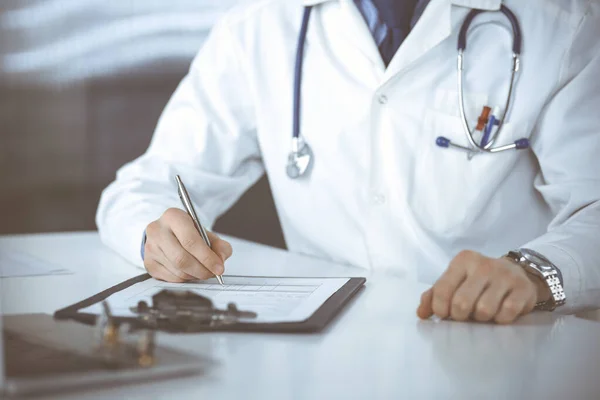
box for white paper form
[0,250,72,278]
[82,276,350,323]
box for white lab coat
[97,0,600,313]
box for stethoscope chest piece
[286,138,313,179]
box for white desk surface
[1,232,600,400]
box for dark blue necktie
[371,0,419,66]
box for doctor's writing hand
[143,208,233,283]
[417,250,551,324]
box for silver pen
[175,175,224,285]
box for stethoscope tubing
[287,3,530,179]
[455,5,525,153]
[293,7,313,141]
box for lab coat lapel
[327,0,386,70]
[382,0,502,79]
[383,0,452,79]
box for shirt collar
[450,0,501,10]
[302,0,502,11]
[302,0,335,5]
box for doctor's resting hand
[417,250,551,324]
[143,208,233,283]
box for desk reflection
[415,314,600,399]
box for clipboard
[54,274,366,333]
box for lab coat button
[372,194,386,205]
[378,94,388,104]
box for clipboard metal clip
[94,301,158,367]
[129,289,257,332]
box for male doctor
[97,0,600,324]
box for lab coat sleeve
[96,16,263,268]
[522,5,600,313]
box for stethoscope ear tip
[436,136,451,148]
[514,138,530,149]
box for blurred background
[0,0,285,248]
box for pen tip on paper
[216,275,224,285]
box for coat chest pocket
[409,108,530,237]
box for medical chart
[82,276,350,323]
[0,250,72,278]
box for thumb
[417,288,434,319]
[207,232,233,263]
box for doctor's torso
[180,0,581,282]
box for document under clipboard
[54,274,366,333]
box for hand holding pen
[141,176,231,284]
[175,175,224,285]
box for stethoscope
[286,4,529,179]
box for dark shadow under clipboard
[54,274,366,333]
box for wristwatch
[505,248,566,311]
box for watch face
[522,249,551,269]
[519,249,565,309]
[526,253,545,265]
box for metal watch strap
[505,249,566,311]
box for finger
[153,265,188,283]
[417,288,434,319]
[159,229,215,280]
[494,288,531,324]
[472,279,512,322]
[155,241,199,281]
[207,231,233,263]
[145,238,197,281]
[144,259,186,283]
[450,275,490,322]
[432,265,468,319]
[170,216,225,276]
